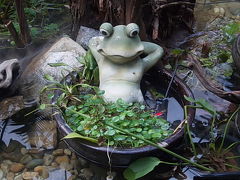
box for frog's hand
[142,42,164,72]
[88,37,103,63]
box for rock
[19,36,86,105]
[27,149,43,154]
[5,140,21,153]
[77,157,88,167]
[43,154,54,166]
[14,174,23,180]
[28,119,57,150]
[71,152,77,160]
[7,172,14,180]
[60,162,73,171]
[76,26,101,49]
[70,159,80,170]
[1,150,23,162]
[0,169,3,179]
[20,155,33,165]
[68,175,77,180]
[31,152,44,159]
[52,149,64,156]
[0,59,19,89]
[22,172,39,180]
[34,166,49,179]
[69,169,78,176]
[20,148,28,155]
[26,159,44,169]
[0,96,24,121]
[2,159,13,164]
[10,163,25,173]
[55,155,70,165]
[1,161,9,176]
[80,168,94,180]
[64,149,72,156]
[50,162,58,168]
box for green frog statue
[89,23,164,103]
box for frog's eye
[126,23,139,38]
[100,23,113,37]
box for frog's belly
[100,81,144,103]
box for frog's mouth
[98,48,143,60]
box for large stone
[28,119,57,150]
[20,155,33,165]
[22,172,39,180]
[55,155,70,165]
[34,166,49,179]
[26,159,44,169]
[52,149,64,156]
[43,154,54,166]
[76,26,101,49]
[19,36,86,105]
[0,59,19,89]
[0,96,24,121]
[7,172,14,180]
[0,169,3,179]
[10,163,25,173]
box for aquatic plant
[76,50,99,85]
[184,96,240,172]
[222,22,240,43]
[64,89,172,147]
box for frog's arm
[88,37,103,63]
[142,42,164,72]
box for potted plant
[48,63,195,167]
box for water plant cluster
[63,86,172,147]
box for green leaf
[113,135,126,141]
[171,49,185,56]
[112,116,120,122]
[97,90,105,96]
[105,129,116,136]
[39,104,46,110]
[47,62,68,67]
[44,74,55,81]
[47,93,54,99]
[63,132,98,143]
[140,105,145,110]
[184,96,216,115]
[127,111,134,117]
[123,157,161,180]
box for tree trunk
[15,0,32,45]
[3,19,24,48]
[69,0,195,41]
[69,0,86,39]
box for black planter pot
[53,68,195,168]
